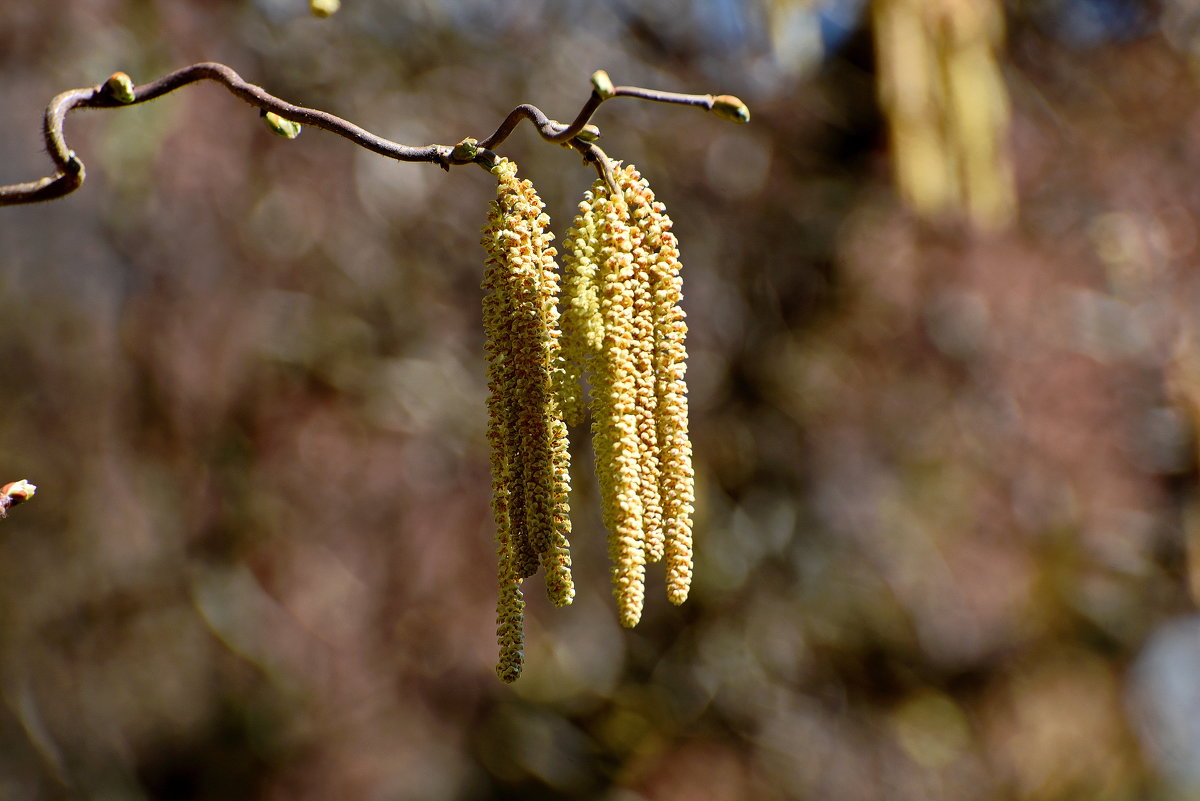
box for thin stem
[0,63,742,206]
[613,85,719,110]
[477,94,604,149]
[572,141,618,196]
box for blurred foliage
[873,0,1015,228]
[1,0,1199,799]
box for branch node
[474,149,499,172]
[262,110,302,139]
[576,142,618,196]
[573,124,601,144]
[451,137,480,162]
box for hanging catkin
[557,188,605,427]
[481,157,574,682]
[482,154,697,676]
[592,188,648,627]
[616,164,694,606]
[557,163,695,625]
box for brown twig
[571,140,619,196]
[0,63,748,206]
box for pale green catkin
[557,184,607,426]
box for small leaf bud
[591,70,615,99]
[310,0,340,17]
[262,111,302,139]
[104,72,137,104]
[711,94,750,124]
[451,137,480,161]
[574,124,601,143]
[1,480,36,516]
[1,480,36,504]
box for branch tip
[310,0,340,17]
[591,70,616,100]
[711,94,750,124]
[0,479,36,518]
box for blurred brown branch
[0,62,748,206]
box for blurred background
[1,0,1199,798]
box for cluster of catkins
[481,157,695,682]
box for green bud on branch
[591,70,615,99]
[452,137,480,161]
[574,124,601,143]
[711,95,750,124]
[310,0,340,17]
[104,72,137,104]
[262,111,302,139]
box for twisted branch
[0,62,748,206]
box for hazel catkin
[482,158,575,679]
[482,156,696,677]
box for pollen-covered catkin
[495,534,526,683]
[590,191,647,627]
[641,194,694,606]
[618,166,668,564]
[482,157,576,677]
[561,162,696,623]
[558,186,606,426]
[482,153,696,674]
[541,412,575,607]
[537,194,576,608]
[483,222,538,580]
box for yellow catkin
[565,163,695,621]
[495,533,526,683]
[482,158,576,676]
[482,207,539,580]
[617,165,667,563]
[591,190,647,627]
[558,185,607,426]
[537,195,576,608]
[544,412,576,606]
[641,190,695,606]
[542,413,575,607]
